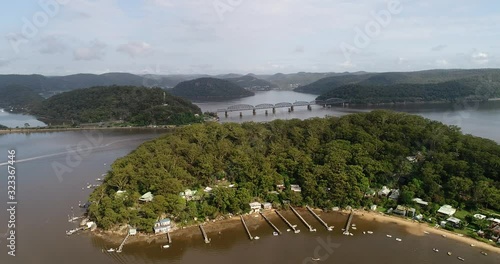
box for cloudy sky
[1,0,499,75]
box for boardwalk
[276,211,300,233]
[116,233,130,253]
[260,212,281,235]
[343,211,354,235]
[289,206,316,232]
[240,215,253,240]
[306,206,333,231]
[199,225,211,243]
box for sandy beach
[353,210,500,254]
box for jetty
[116,233,130,253]
[167,232,172,244]
[306,206,333,231]
[260,212,281,235]
[276,211,300,233]
[199,225,211,243]
[240,215,253,240]
[290,206,316,232]
[343,211,354,235]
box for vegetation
[0,124,8,130]
[296,69,500,95]
[225,75,278,91]
[87,111,500,232]
[32,86,202,126]
[316,79,500,104]
[170,77,254,100]
[0,85,44,112]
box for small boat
[423,231,430,234]
[294,230,301,234]
[107,248,115,252]
[386,235,392,238]
[363,231,366,234]
[367,231,373,234]
[162,245,170,249]
[349,233,353,236]
[433,248,439,252]
[254,236,260,240]
[470,244,475,247]
[352,227,357,230]
[457,257,464,261]
[447,252,452,256]
[352,224,356,227]
[442,234,447,238]
[273,232,279,236]
[287,229,291,232]
[327,227,333,231]
[311,258,320,261]
[480,251,487,256]
[395,238,402,242]
[96,178,102,181]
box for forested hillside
[170,77,254,100]
[0,85,44,112]
[32,86,202,125]
[87,111,500,231]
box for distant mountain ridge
[170,77,254,101]
[224,75,278,91]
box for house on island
[389,189,400,200]
[249,202,262,213]
[412,198,429,206]
[446,217,462,227]
[437,205,457,216]
[154,218,171,234]
[290,184,302,192]
[393,205,416,217]
[139,192,154,202]
[378,186,391,196]
[262,202,272,210]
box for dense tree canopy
[32,86,202,125]
[0,85,44,112]
[170,77,254,100]
[87,111,500,232]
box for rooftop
[437,205,457,216]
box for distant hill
[0,85,44,112]
[316,78,500,104]
[225,75,278,91]
[32,86,202,126]
[296,69,500,95]
[170,77,254,100]
[257,72,343,90]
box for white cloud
[435,59,449,66]
[117,41,153,58]
[73,40,107,61]
[39,35,68,54]
[471,51,489,65]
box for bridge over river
[216,98,346,117]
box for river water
[0,91,499,264]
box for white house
[204,187,213,193]
[378,186,391,196]
[446,217,461,227]
[437,205,457,216]
[249,202,262,213]
[389,189,400,200]
[290,184,302,192]
[154,218,171,234]
[139,192,154,202]
[262,202,272,210]
[413,198,429,206]
[474,214,486,220]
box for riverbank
[353,210,500,254]
[0,126,174,135]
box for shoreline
[354,210,500,254]
[90,208,500,254]
[0,126,174,135]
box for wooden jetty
[290,205,316,232]
[343,211,354,235]
[167,232,172,244]
[240,215,253,240]
[199,225,211,243]
[260,212,281,235]
[275,211,300,233]
[116,233,130,253]
[306,206,333,231]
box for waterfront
[1,91,500,263]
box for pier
[290,206,316,232]
[199,225,211,243]
[260,212,281,235]
[240,215,253,240]
[306,206,333,231]
[116,233,130,253]
[343,211,354,235]
[275,211,300,233]
[167,232,172,244]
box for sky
[0,0,499,75]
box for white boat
[470,244,475,247]
[162,245,170,249]
[363,231,366,234]
[433,248,439,252]
[423,231,430,234]
[395,238,402,242]
[480,251,487,256]
[457,257,464,261]
[367,231,373,234]
[107,248,115,252]
[352,227,357,230]
[96,178,102,181]
[312,258,320,261]
[254,236,260,240]
[386,235,392,238]
[442,234,447,238]
[287,229,291,232]
[273,232,279,236]
[294,230,301,234]
[447,252,452,256]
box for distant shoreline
[0,126,174,135]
